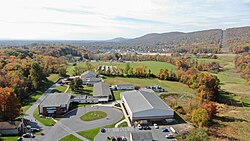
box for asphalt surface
[95,127,177,141]
[42,106,123,141]
[23,84,57,141]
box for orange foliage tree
[0,87,21,120]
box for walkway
[53,119,89,141]
[115,119,127,128]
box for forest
[0,46,83,121]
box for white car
[138,124,142,130]
[153,123,159,129]
[166,134,174,139]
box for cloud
[0,0,249,40]
[42,7,95,15]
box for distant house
[38,93,72,116]
[93,82,112,103]
[130,132,153,141]
[121,89,174,122]
[115,84,135,90]
[0,121,24,135]
[80,71,101,86]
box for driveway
[42,106,123,141]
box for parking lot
[95,126,177,141]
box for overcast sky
[0,0,250,40]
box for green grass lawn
[67,86,93,96]
[77,123,116,141]
[51,85,68,93]
[80,111,107,121]
[118,121,128,127]
[0,136,19,141]
[59,123,117,141]
[104,76,196,95]
[112,90,126,100]
[59,134,82,141]
[47,74,60,82]
[33,108,56,126]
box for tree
[124,63,130,75]
[29,62,47,89]
[202,102,217,118]
[70,77,83,91]
[85,62,94,71]
[191,108,209,128]
[184,128,209,141]
[0,87,21,120]
[58,65,68,77]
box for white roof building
[121,89,174,122]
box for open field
[67,61,176,76]
[104,76,196,95]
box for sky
[0,0,250,40]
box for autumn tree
[0,87,21,120]
[202,102,217,118]
[191,108,209,128]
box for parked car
[143,126,151,130]
[31,128,40,132]
[153,123,159,129]
[165,134,174,139]
[101,128,106,133]
[162,128,169,132]
[138,124,142,130]
[110,136,116,141]
[22,133,34,138]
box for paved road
[42,106,123,141]
[23,84,57,141]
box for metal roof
[0,121,21,130]
[80,71,96,79]
[121,89,173,114]
[93,82,112,97]
[39,93,72,107]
